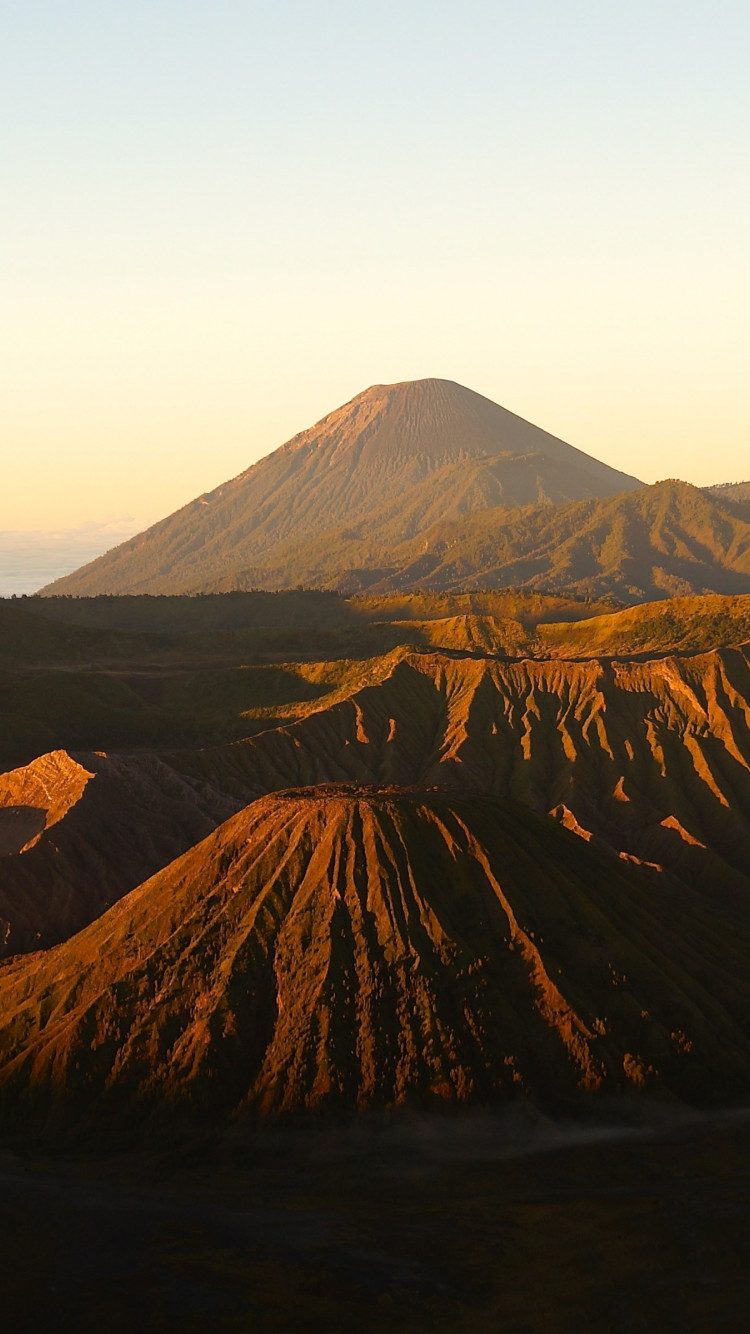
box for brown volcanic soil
[0,750,92,858]
[4,640,750,956]
[2,787,750,1134]
[174,645,750,904]
[0,749,248,956]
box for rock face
[40,379,641,596]
[4,642,750,955]
[1,787,749,1133]
[0,751,93,857]
[175,645,750,904]
[0,749,249,956]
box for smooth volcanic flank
[1,787,750,1135]
[41,379,642,596]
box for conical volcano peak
[284,376,604,467]
[42,377,642,596]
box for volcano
[1,786,749,1135]
[41,379,641,596]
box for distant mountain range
[708,481,750,505]
[41,379,641,596]
[39,379,750,603]
[311,478,750,601]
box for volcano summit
[42,379,641,596]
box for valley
[8,0,749,1314]
[5,589,750,963]
[2,380,750,1327]
[2,381,750,1334]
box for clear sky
[2,0,749,531]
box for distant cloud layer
[0,521,150,597]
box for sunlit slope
[2,787,750,1133]
[172,646,750,902]
[6,643,750,954]
[0,750,93,861]
[353,589,618,627]
[384,594,750,657]
[536,595,750,657]
[40,379,640,596]
[0,749,247,956]
[709,482,750,506]
[379,479,750,600]
[250,480,750,599]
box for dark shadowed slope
[2,787,750,1134]
[0,598,153,666]
[40,380,641,596]
[20,588,750,666]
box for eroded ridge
[1,787,749,1134]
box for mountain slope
[2,787,750,1133]
[162,643,750,907]
[0,749,249,956]
[5,640,750,956]
[534,593,750,657]
[708,481,750,506]
[40,379,641,596]
[24,588,750,662]
[254,479,750,601]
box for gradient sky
[3,0,749,531]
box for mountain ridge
[2,786,750,1133]
[241,479,750,602]
[5,637,750,955]
[41,379,641,596]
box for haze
[2,0,749,532]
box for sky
[2,0,749,533]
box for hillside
[40,379,640,596]
[170,646,750,906]
[0,749,247,955]
[2,786,750,1134]
[250,479,750,600]
[5,589,750,774]
[28,587,615,635]
[535,593,750,657]
[21,587,750,664]
[0,597,153,667]
[5,639,750,954]
[708,481,750,506]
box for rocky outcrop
[0,749,247,955]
